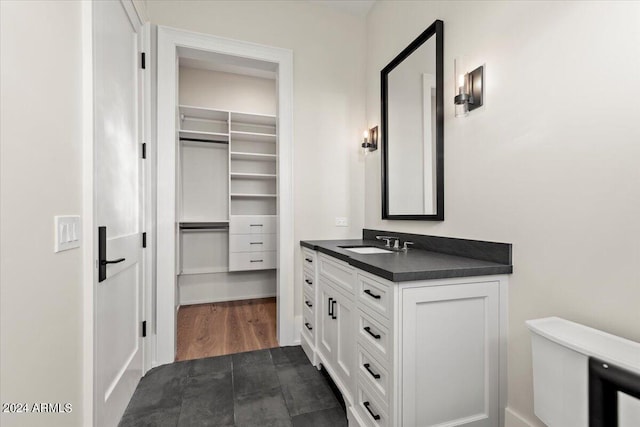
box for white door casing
[93,1,144,425]
[156,27,294,364]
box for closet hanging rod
[180,137,229,144]
[179,223,229,230]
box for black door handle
[364,363,381,379]
[364,326,381,340]
[331,300,337,319]
[328,297,333,317]
[99,226,126,282]
[364,289,381,300]
[363,401,380,421]
[100,258,125,265]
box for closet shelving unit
[177,104,278,282]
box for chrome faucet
[375,235,397,248]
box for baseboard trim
[179,293,277,306]
[505,407,535,427]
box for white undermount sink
[341,246,393,254]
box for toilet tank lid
[526,317,640,375]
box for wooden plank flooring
[176,297,278,361]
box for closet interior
[175,51,279,360]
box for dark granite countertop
[301,235,513,282]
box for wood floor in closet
[176,297,278,361]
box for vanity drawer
[303,269,316,292]
[303,289,315,312]
[356,377,389,427]
[229,251,276,271]
[302,248,317,270]
[319,254,355,296]
[358,344,390,403]
[357,273,392,321]
[358,310,391,362]
[302,312,315,341]
[230,233,276,252]
[230,215,276,234]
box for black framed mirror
[382,20,444,220]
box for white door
[94,1,144,425]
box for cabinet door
[401,281,499,427]
[318,284,336,362]
[333,290,355,400]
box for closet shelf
[230,173,277,180]
[230,131,276,143]
[179,105,229,122]
[230,111,276,126]
[230,193,277,198]
[230,151,277,161]
[179,129,229,143]
[180,267,229,275]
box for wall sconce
[454,57,484,117]
[362,126,378,154]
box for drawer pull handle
[363,401,381,421]
[364,363,381,379]
[364,326,380,340]
[250,242,263,245]
[305,322,313,331]
[305,300,313,308]
[250,224,263,227]
[305,257,313,263]
[250,259,263,263]
[328,297,334,317]
[305,279,313,285]
[364,289,381,300]
[331,300,337,319]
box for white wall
[365,1,640,426]
[179,67,276,115]
[148,0,367,321]
[0,1,83,426]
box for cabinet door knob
[364,289,381,300]
[363,401,381,421]
[364,326,381,340]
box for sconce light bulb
[363,130,369,139]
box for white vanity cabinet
[300,247,508,427]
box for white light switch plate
[54,215,81,252]
[335,217,348,227]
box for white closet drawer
[230,233,276,252]
[229,215,276,234]
[229,251,276,271]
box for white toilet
[527,317,640,427]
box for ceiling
[309,0,376,17]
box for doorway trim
[156,26,295,365]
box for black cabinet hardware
[305,322,313,331]
[364,363,381,379]
[250,242,263,245]
[250,259,263,263]
[364,326,381,340]
[305,257,313,263]
[250,224,263,227]
[331,300,337,319]
[364,289,381,300]
[363,401,380,421]
[305,300,313,308]
[305,279,313,285]
[99,226,126,283]
[328,297,334,317]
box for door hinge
[142,232,147,248]
[142,321,147,338]
[141,143,146,159]
[141,52,146,70]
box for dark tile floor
[119,346,347,427]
